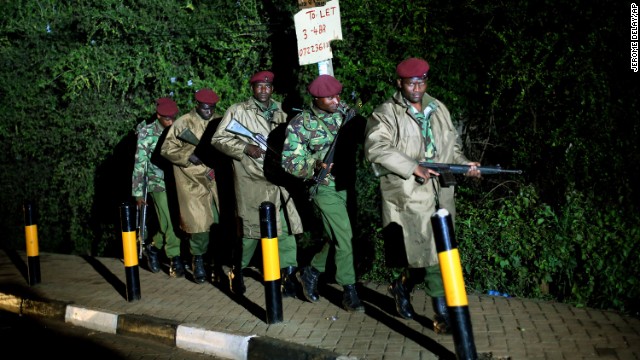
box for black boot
[388,277,414,319]
[296,266,320,303]
[342,284,365,313]
[210,264,224,284]
[192,255,206,284]
[169,256,185,278]
[145,244,160,273]
[432,297,452,334]
[281,266,298,298]
[228,266,246,295]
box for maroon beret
[250,70,274,84]
[396,58,430,79]
[308,74,343,97]
[156,97,172,106]
[156,98,178,117]
[195,88,219,105]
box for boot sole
[343,304,365,313]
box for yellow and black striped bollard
[432,208,477,360]
[23,201,41,285]
[260,201,283,324]
[119,202,141,301]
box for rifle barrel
[421,163,522,175]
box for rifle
[177,127,216,181]
[371,162,522,187]
[177,127,200,146]
[137,163,149,259]
[307,105,357,201]
[225,118,275,153]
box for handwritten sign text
[294,0,342,66]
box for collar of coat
[393,91,439,122]
[249,97,280,122]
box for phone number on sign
[299,41,331,57]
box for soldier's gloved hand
[244,144,265,159]
[188,153,203,165]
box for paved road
[2,249,640,359]
[0,310,224,359]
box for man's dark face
[157,115,175,129]
[196,102,215,121]
[397,77,427,105]
[252,82,273,105]
[314,94,340,113]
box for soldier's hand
[464,162,482,178]
[413,164,437,184]
[314,160,333,175]
[136,198,146,208]
[244,144,265,159]
[188,153,203,165]
[314,159,326,172]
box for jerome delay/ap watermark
[633,3,638,72]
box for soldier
[160,89,222,284]
[212,70,303,297]
[364,58,480,333]
[132,98,183,277]
[281,74,364,313]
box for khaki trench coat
[211,98,303,239]
[160,109,220,234]
[364,91,471,268]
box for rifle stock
[177,127,215,180]
[225,118,270,152]
[371,162,522,187]
[177,128,200,146]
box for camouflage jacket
[281,104,345,186]
[132,120,166,198]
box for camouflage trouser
[240,207,297,269]
[309,184,356,286]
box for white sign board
[294,0,342,66]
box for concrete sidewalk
[1,249,639,359]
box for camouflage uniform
[281,104,356,287]
[132,120,181,258]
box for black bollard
[23,201,41,285]
[119,202,141,301]
[259,201,283,324]
[431,208,478,360]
